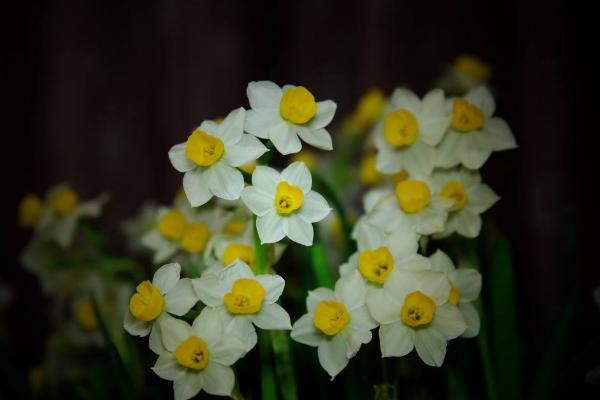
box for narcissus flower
[367,270,466,366]
[124,263,198,354]
[374,88,450,175]
[153,308,246,400]
[244,81,337,155]
[431,168,499,238]
[169,108,268,207]
[429,250,482,338]
[436,86,517,169]
[192,260,291,352]
[365,175,453,236]
[241,161,331,246]
[290,271,377,379]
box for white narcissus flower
[374,88,450,175]
[33,184,109,248]
[168,107,268,207]
[123,263,198,354]
[365,175,453,236]
[141,206,232,264]
[429,250,482,338]
[192,260,291,352]
[367,270,466,367]
[436,86,517,169]
[244,81,337,155]
[431,168,499,238]
[241,161,331,246]
[290,271,378,379]
[153,308,246,400]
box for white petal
[192,274,224,307]
[307,288,336,312]
[206,162,244,201]
[152,352,186,381]
[318,334,349,379]
[241,186,274,217]
[255,274,285,303]
[419,116,450,146]
[217,107,245,146]
[375,137,405,174]
[291,313,322,347]
[251,165,281,193]
[335,270,366,311]
[269,123,302,155]
[465,86,495,118]
[199,120,219,135]
[192,307,223,347]
[247,81,282,110]
[454,209,482,238]
[153,263,181,294]
[415,271,451,304]
[379,322,415,357]
[174,371,204,400]
[245,109,279,139]
[402,140,436,175]
[429,250,455,274]
[160,317,192,352]
[149,321,165,354]
[349,305,378,331]
[165,279,198,316]
[435,131,461,168]
[283,214,314,246]
[457,132,492,169]
[210,334,246,366]
[256,210,285,244]
[459,302,480,338]
[454,269,482,302]
[431,304,466,339]
[141,230,178,264]
[123,310,151,336]
[366,289,401,324]
[414,329,447,367]
[483,117,517,151]
[343,327,371,358]
[468,183,499,214]
[389,88,420,111]
[251,303,291,330]
[298,191,331,223]
[296,127,333,151]
[224,313,257,353]
[386,225,419,257]
[225,134,268,167]
[281,161,312,192]
[309,100,337,129]
[183,169,213,207]
[169,143,195,172]
[202,362,235,396]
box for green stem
[475,299,497,400]
[253,217,270,275]
[259,331,277,400]
[270,331,298,400]
[307,229,336,289]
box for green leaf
[259,331,277,400]
[270,330,298,400]
[306,230,336,289]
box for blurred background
[1,0,596,399]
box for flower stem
[253,216,270,275]
[475,299,497,400]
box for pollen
[224,278,266,315]
[157,209,186,240]
[314,300,350,336]
[401,291,436,328]
[185,129,224,167]
[440,181,468,211]
[452,99,485,132]
[129,281,165,322]
[383,109,419,148]
[49,187,79,216]
[357,247,394,284]
[180,222,211,253]
[395,180,431,213]
[280,86,318,124]
[18,194,43,228]
[222,244,256,268]
[173,336,209,370]
[275,181,304,215]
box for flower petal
[269,123,302,155]
[255,274,285,304]
[183,169,213,207]
[165,278,198,316]
[296,127,333,151]
[454,209,482,238]
[468,183,499,214]
[245,109,278,139]
[465,86,495,118]
[366,289,401,324]
[457,132,492,169]
[283,214,314,246]
[153,263,181,294]
[291,313,322,347]
[152,352,186,381]
[202,362,235,396]
[169,143,195,172]
[281,161,312,192]
[174,371,204,400]
[160,317,192,352]
[379,322,415,357]
[309,100,337,129]
[191,307,223,347]
[225,134,268,167]
[149,321,165,354]
[251,165,281,193]
[307,288,336,312]
[206,161,244,201]
[483,117,517,151]
[414,329,447,367]
[217,107,245,146]
[335,270,366,311]
[123,310,151,336]
[192,273,224,307]
[436,131,461,168]
[459,302,480,338]
[256,210,285,244]
[210,334,246,366]
[318,334,349,379]
[251,303,292,330]
[431,304,467,339]
[454,269,482,302]
[298,191,331,223]
[247,80,282,110]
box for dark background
[1,0,596,398]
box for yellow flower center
[279,86,318,124]
[240,162,257,175]
[173,336,209,370]
[180,222,211,253]
[224,220,246,235]
[353,88,386,128]
[223,278,266,315]
[449,282,460,305]
[49,188,79,216]
[357,247,394,284]
[73,298,97,331]
[395,180,431,213]
[451,99,485,132]
[313,300,350,336]
[383,109,419,148]
[359,153,383,186]
[401,291,436,328]
[158,209,186,240]
[185,129,224,167]
[275,181,304,215]
[129,281,165,322]
[391,169,410,185]
[222,244,256,268]
[440,181,468,211]
[291,150,318,171]
[18,194,43,228]
[453,55,491,83]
